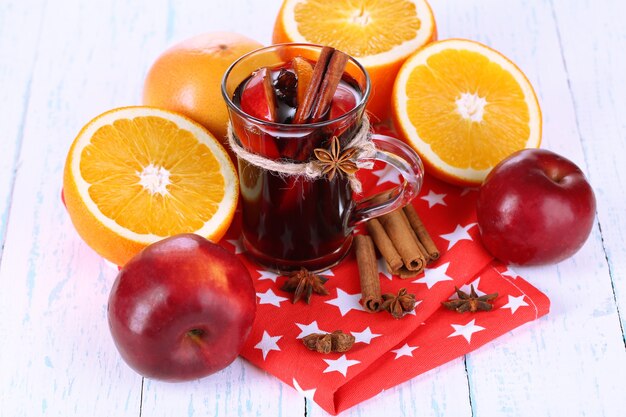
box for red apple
[476,148,596,265]
[107,233,256,382]
[240,67,277,122]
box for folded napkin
[220,167,550,415]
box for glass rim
[221,42,371,129]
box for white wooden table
[1,0,624,415]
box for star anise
[313,136,358,181]
[442,285,498,313]
[302,330,355,353]
[280,268,329,304]
[380,288,417,319]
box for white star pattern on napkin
[323,354,360,377]
[255,331,282,360]
[372,166,401,186]
[501,266,520,280]
[455,277,486,297]
[226,238,244,254]
[406,299,422,315]
[448,319,485,343]
[256,289,288,307]
[293,378,316,399]
[414,262,453,289]
[440,223,477,250]
[325,289,366,316]
[352,327,382,344]
[421,190,447,208]
[319,268,335,277]
[501,295,529,314]
[391,343,419,359]
[257,270,281,283]
[295,321,325,339]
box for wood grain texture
[0,0,624,416]
[432,1,626,416]
[307,358,472,417]
[0,0,46,261]
[552,0,626,345]
[0,0,166,414]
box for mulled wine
[222,44,423,273]
[231,55,364,271]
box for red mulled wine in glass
[222,44,423,273]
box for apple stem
[546,167,566,183]
[187,328,205,344]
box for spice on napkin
[220,169,550,415]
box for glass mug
[222,44,423,273]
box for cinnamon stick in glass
[403,204,440,261]
[293,46,334,124]
[355,234,382,313]
[309,50,349,122]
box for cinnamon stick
[309,50,349,122]
[293,46,334,124]
[355,234,382,313]
[366,218,403,272]
[411,231,430,262]
[403,204,440,261]
[377,209,426,273]
[397,268,422,279]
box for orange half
[273,0,437,119]
[392,39,542,186]
[63,106,239,265]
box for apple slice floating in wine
[240,67,278,122]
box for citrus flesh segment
[292,56,314,107]
[292,0,420,58]
[393,39,541,185]
[274,0,437,119]
[279,0,435,67]
[64,107,238,266]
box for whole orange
[143,32,263,148]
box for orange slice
[273,0,437,120]
[63,106,239,266]
[392,39,542,186]
[292,56,314,107]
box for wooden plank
[0,0,170,415]
[2,0,624,416]
[156,0,277,45]
[0,1,45,259]
[432,0,626,416]
[307,358,472,417]
[552,0,626,345]
[141,358,303,416]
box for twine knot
[227,117,376,193]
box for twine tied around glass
[226,116,376,193]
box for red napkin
[220,166,550,415]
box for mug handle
[349,134,424,227]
